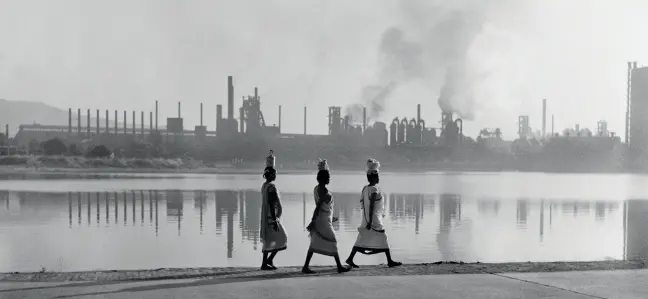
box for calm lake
[1,171,648,272]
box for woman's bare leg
[302,249,316,274]
[345,248,360,268]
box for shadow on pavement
[52,268,344,298]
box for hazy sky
[1,0,647,139]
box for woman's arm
[268,186,278,223]
[366,191,378,229]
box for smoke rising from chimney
[346,0,523,122]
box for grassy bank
[1,260,646,282]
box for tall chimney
[105,110,109,134]
[239,107,245,133]
[114,110,118,134]
[542,99,547,138]
[416,104,421,124]
[303,106,307,135]
[132,111,136,135]
[86,109,90,135]
[254,87,258,99]
[155,100,159,131]
[141,111,144,134]
[123,110,127,134]
[4,124,7,139]
[96,109,100,134]
[278,105,282,132]
[200,103,203,126]
[363,106,367,132]
[216,104,222,128]
[227,76,234,119]
[626,61,633,144]
[552,114,555,135]
[177,102,181,118]
[77,109,81,135]
[149,112,153,134]
[68,108,72,134]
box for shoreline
[1,260,646,282]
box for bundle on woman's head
[317,158,329,172]
[265,150,276,169]
[366,158,380,175]
[264,150,276,178]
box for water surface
[0,172,647,272]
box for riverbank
[1,260,646,282]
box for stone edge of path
[1,260,647,282]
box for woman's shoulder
[264,182,278,192]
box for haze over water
[0,172,647,272]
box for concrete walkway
[1,269,646,299]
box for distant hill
[0,99,70,136]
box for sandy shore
[1,260,646,282]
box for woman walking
[302,159,351,274]
[345,158,402,268]
[260,150,287,270]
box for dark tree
[86,145,112,158]
[41,138,67,156]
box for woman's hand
[332,217,339,222]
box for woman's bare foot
[345,259,359,268]
[301,267,316,274]
[388,261,402,267]
[260,264,274,271]
[337,265,351,273]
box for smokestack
[86,109,90,135]
[96,109,100,134]
[254,87,258,99]
[363,106,367,132]
[216,104,223,128]
[228,76,234,119]
[542,99,547,138]
[123,110,127,134]
[416,104,421,124]
[68,108,72,134]
[141,111,144,134]
[4,124,7,139]
[551,114,555,135]
[149,112,153,134]
[114,110,118,134]
[239,107,245,133]
[132,111,136,135]
[633,61,638,69]
[155,100,159,131]
[177,102,181,118]
[77,109,81,135]
[105,110,109,134]
[278,105,282,132]
[200,103,203,126]
[304,106,307,135]
[626,62,632,144]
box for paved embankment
[2,268,648,298]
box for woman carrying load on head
[260,150,288,270]
[345,158,402,268]
[302,158,352,274]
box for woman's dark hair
[316,169,330,185]
[263,167,277,181]
[366,172,379,184]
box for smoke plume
[347,0,521,122]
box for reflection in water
[0,188,636,272]
[516,199,528,226]
[624,200,648,260]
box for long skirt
[262,220,288,253]
[353,227,389,251]
[309,218,338,256]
